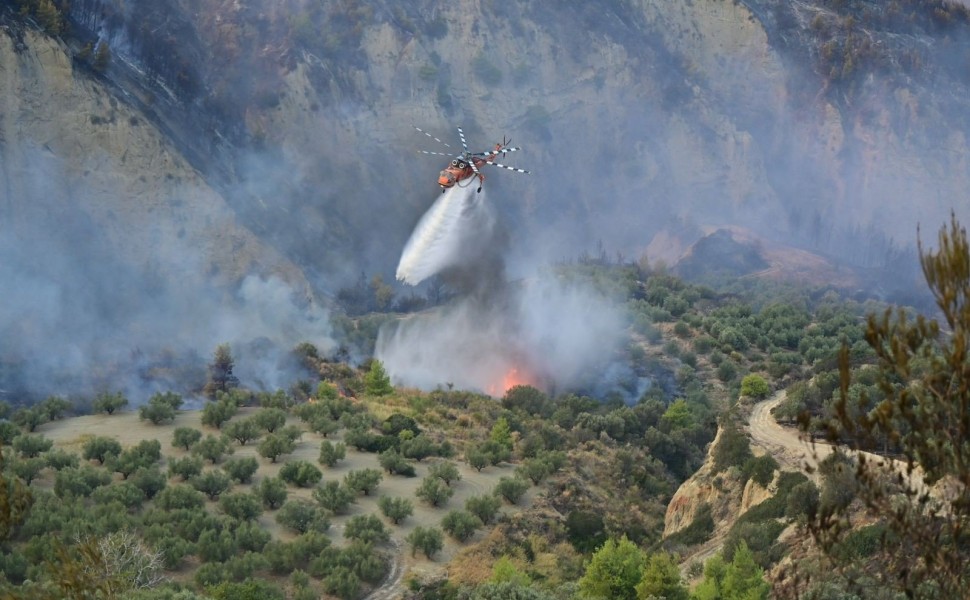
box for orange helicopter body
[437,144,502,191]
[416,126,530,193]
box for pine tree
[806,214,970,596]
[35,0,62,35]
[364,360,393,396]
[577,536,645,600]
[204,344,239,399]
[635,551,689,600]
[721,542,769,600]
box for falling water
[382,179,631,397]
[395,183,490,285]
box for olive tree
[172,427,202,451]
[92,392,128,415]
[441,509,479,542]
[82,436,122,465]
[406,526,443,559]
[378,496,414,525]
[416,476,453,507]
[318,440,346,467]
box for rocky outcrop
[663,424,782,563]
[661,225,869,290]
[0,25,307,292]
[665,427,743,539]
[45,0,970,284]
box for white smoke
[374,300,517,393]
[215,275,336,391]
[396,183,494,285]
[380,180,627,395]
[375,275,627,395]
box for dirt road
[748,391,944,502]
[747,390,832,480]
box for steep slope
[0,26,303,289]
[56,0,970,285]
[0,21,326,400]
[4,0,970,397]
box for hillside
[0,256,919,598]
[3,0,970,597]
[2,1,970,400]
[36,406,529,594]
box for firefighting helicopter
[414,125,530,193]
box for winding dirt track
[682,391,951,575]
[680,391,824,573]
[747,390,833,480]
[366,538,404,600]
[749,392,939,495]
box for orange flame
[487,367,537,397]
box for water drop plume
[396,183,494,285]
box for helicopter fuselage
[437,145,504,192]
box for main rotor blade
[457,126,470,153]
[484,162,530,174]
[418,150,454,157]
[413,125,451,148]
[477,147,521,157]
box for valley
[2,0,970,598]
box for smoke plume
[378,185,628,397]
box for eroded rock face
[0,27,306,291]
[4,1,970,396]
[0,25,322,400]
[55,0,970,281]
[664,427,747,539]
[663,425,780,561]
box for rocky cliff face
[3,0,970,396]
[663,425,779,569]
[0,25,303,289]
[0,18,325,400]
[54,0,970,284]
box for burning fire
[486,366,538,397]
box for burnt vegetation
[765,0,970,103]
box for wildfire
[486,366,538,397]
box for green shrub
[740,374,770,399]
[712,423,753,473]
[566,510,607,554]
[743,454,778,487]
